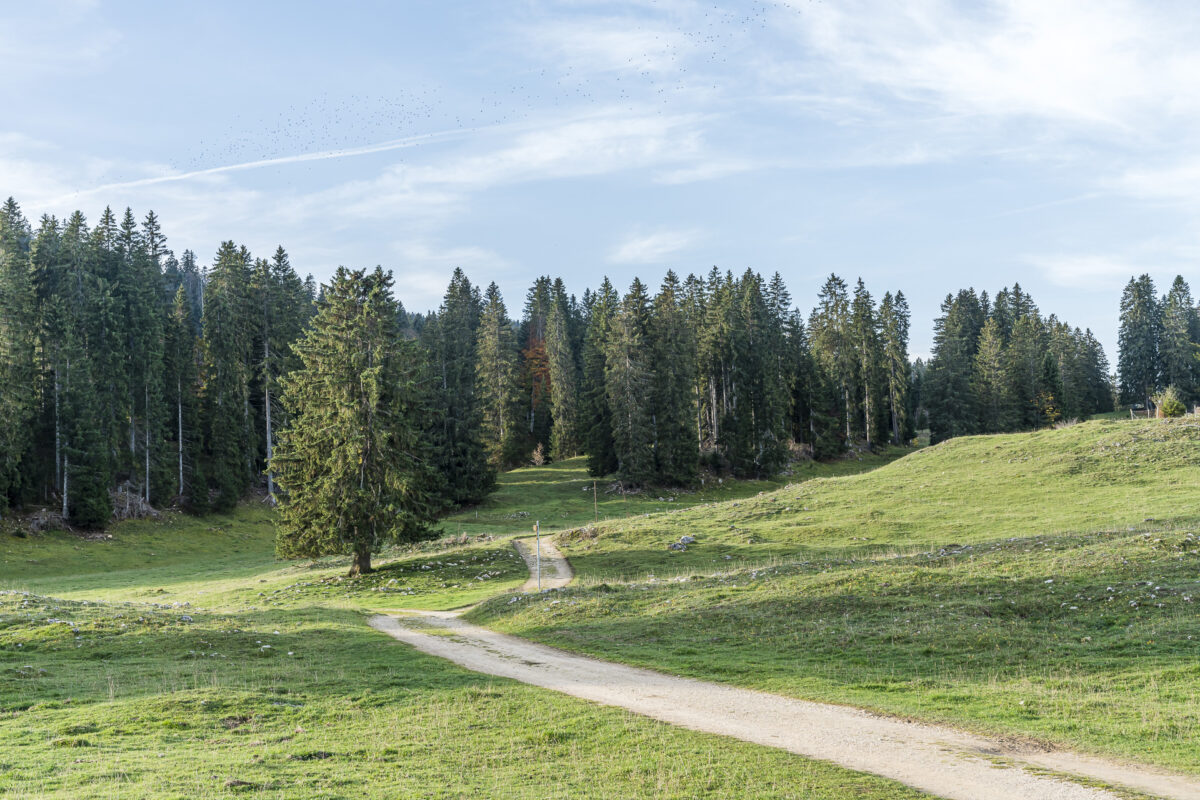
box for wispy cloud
[610,228,700,264]
[778,0,1200,133]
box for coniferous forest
[11,195,1200,531]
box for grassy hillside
[439,451,912,539]
[546,419,1200,579]
[471,419,1200,772]
[0,502,932,798]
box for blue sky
[3,0,1199,359]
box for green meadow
[470,419,1200,772]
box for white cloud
[1027,254,1142,288]
[523,18,694,75]
[610,228,700,264]
[779,0,1200,132]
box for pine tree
[581,278,619,476]
[650,271,698,485]
[273,267,442,576]
[516,277,554,460]
[878,291,911,445]
[546,293,581,459]
[1158,276,1198,400]
[808,275,855,448]
[200,241,255,511]
[1117,274,1161,410]
[926,290,984,442]
[605,279,654,487]
[475,283,521,468]
[424,268,493,504]
[850,279,887,447]
[0,199,37,511]
[972,317,1015,431]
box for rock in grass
[680,535,696,545]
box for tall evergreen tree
[972,317,1015,431]
[273,267,442,576]
[0,199,37,511]
[199,241,255,511]
[808,275,855,448]
[475,283,521,467]
[605,279,654,487]
[878,291,911,445]
[1117,274,1160,410]
[423,268,493,504]
[650,271,698,485]
[1158,276,1198,400]
[581,278,619,477]
[546,292,581,459]
[926,289,984,443]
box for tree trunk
[54,364,61,492]
[177,379,184,497]
[144,384,151,503]
[264,337,274,499]
[349,546,372,577]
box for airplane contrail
[43,123,515,206]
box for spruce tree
[605,279,654,487]
[926,290,984,443]
[475,283,522,467]
[0,199,37,511]
[546,293,581,459]
[1158,276,1198,400]
[581,278,619,476]
[424,268,493,504]
[808,275,855,448]
[878,291,911,445]
[273,267,442,576]
[650,271,698,485]
[200,241,255,510]
[972,317,1015,431]
[1117,274,1160,410]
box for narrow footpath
[370,537,1200,800]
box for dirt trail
[512,536,572,592]
[371,538,1200,800]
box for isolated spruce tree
[1117,274,1160,409]
[273,267,441,576]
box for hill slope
[471,419,1200,772]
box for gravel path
[371,537,1200,800]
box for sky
[3,0,1200,360]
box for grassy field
[0,455,938,800]
[470,419,1200,773]
[439,450,912,539]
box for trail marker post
[535,521,541,592]
[593,481,598,522]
